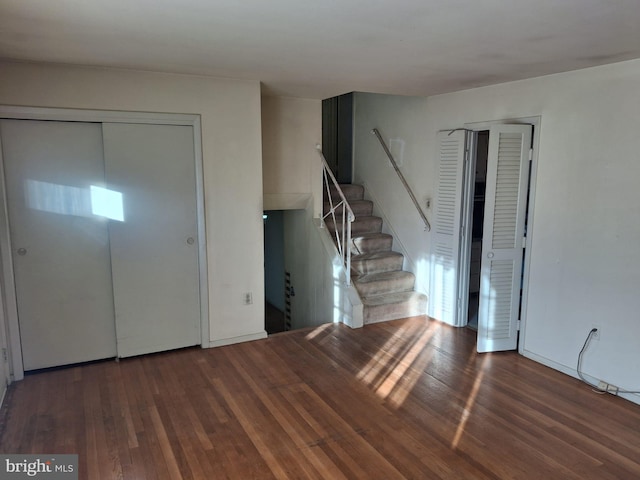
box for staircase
[324,184,428,324]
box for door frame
[0,105,210,380]
[460,116,541,354]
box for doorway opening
[461,122,537,353]
[466,130,489,331]
[432,120,538,352]
[263,210,286,334]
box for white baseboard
[521,349,640,406]
[206,331,268,348]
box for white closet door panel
[477,125,531,353]
[430,130,467,325]
[0,119,117,370]
[102,123,200,358]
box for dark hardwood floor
[1,316,639,479]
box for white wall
[0,61,266,348]
[261,95,322,216]
[354,59,640,403]
[353,93,432,295]
[283,207,358,330]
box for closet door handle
[487,252,494,259]
[186,237,195,245]
[17,247,27,256]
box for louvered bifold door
[430,130,467,325]
[477,125,532,353]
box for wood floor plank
[281,330,495,480]
[1,316,640,479]
[213,377,293,479]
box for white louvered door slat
[430,130,467,325]
[477,125,532,353]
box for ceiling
[2,0,640,99]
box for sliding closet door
[102,123,201,358]
[0,120,117,370]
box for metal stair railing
[371,128,431,231]
[316,145,355,286]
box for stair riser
[352,235,393,254]
[326,185,364,202]
[323,201,373,217]
[351,256,404,275]
[355,275,415,297]
[322,183,429,324]
[364,297,428,324]
[326,217,383,235]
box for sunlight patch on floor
[355,319,437,408]
[304,323,334,340]
[378,326,436,408]
[356,323,419,385]
[451,355,488,449]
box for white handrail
[371,128,431,231]
[316,145,354,286]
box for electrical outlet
[243,292,253,305]
[591,325,601,341]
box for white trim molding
[0,105,210,381]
